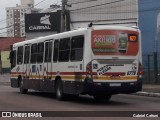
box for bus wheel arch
[55,76,61,86]
[18,75,28,94]
[17,75,22,87]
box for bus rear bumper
[82,78,142,95]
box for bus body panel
[10,26,142,97]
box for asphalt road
[0,84,160,120]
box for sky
[0,0,60,36]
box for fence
[143,53,160,84]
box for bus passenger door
[37,42,44,90]
[43,40,53,91]
[23,44,30,89]
[23,45,30,79]
[29,43,38,89]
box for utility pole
[61,0,67,32]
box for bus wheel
[19,79,28,94]
[93,94,112,101]
[56,80,65,100]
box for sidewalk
[136,84,160,97]
[0,74,160,97]
[0,74,10,86]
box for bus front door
[23,44,30,87]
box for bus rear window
[91,30,139,56]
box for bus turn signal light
[129,34,137,42]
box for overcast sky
[0,0,60,36]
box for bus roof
[13,25,139,47]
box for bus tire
[56,80,65,100]
[93,94,112,101]
[19,78,28,94]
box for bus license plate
[109,83,121,87]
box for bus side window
[59,38,70,62]
[24,46,30,64]
[17,46,23,64]
[37,43,44,63]
[31,44,37,63]
[70,35,84,61]
[45,41,52,62]
[53,40,59,62]
[10,50,16,68]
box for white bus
[10,26,142,101]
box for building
[68,0,138,30]
[40,4,61,13]
[25,11,62,40]
[25,4,62,40]
[21,0,34,8]
[6,0,41,37]
[137,0,160,83]
[1,51,10,73]
[0,37,25,73]
[0,37,25,51]
[138,0,160,55]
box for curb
[134,92,160,97]
[0,82,10,86]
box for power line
[86,0,159,13]
[68,0,98,5]
[34,0,49,7]
[0,0,61,36]
[0,19,7,23]
[0,0,49,24]
[71,6,160,15]
[36,0,59,9]
[0,0,157,24]
[0,0,158,24]
[69,0,160,13]
[0,6,61,36]
[0,31,7,35]
[70,0,125,11]
[39,1,61,12]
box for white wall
[68,0,138,29]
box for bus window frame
[37,42,44,63]
[31,43,37,64]
[70,35,84,62]
[17,46,23,65]
[59,37,70,62]
[10,50,17,68]
[53,40,59,62]
[44,40,52,63]
[24,45,30,64]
